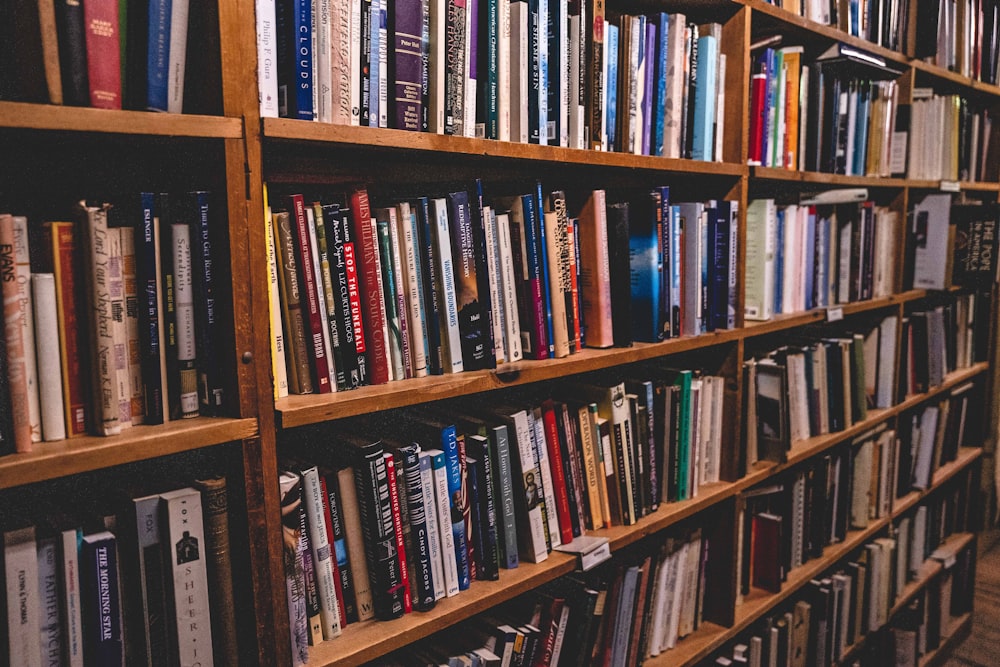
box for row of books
[744,198,899,322]
[744,314,899,462]
[259,0,727,160]
[716,514,973,667]
[1,0,216,113]
[908,91,995,182]
[909,196,1000,293]
[761,0,911,53]
[916,0,1000,85]
[2,477,236,667]
[899,381,980,492]
[748,43,905,177]
[267,182,739,396]
[276,367,725,661]
[0,196,223,455]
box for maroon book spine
[46,222,88,436]
[349,189,390,385]
[289,194,333,393]
[82,0,122,108]
[541,400,574,545]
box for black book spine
[350,438,405,620]
[447,190,491,369]
[55,0,88,105]
[360,0,373,125]
[317,203,348,390]
[467,434,500,580]
[323,470,358,623]
[158,193,180,420]
[327,206,363,388]
[606,202,632,347]
[470,179,497,367]
[188,191,224,414]
[399,444,437,610]
[683,24,698,158]
[415,197,443,375]
[137,193,164,424]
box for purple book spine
[469,0,478,81]
[642,21,656,155]
[393,0,426,130]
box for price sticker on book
[940,180,960,192]
[826,307,844,322]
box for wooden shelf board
[894,362,989,416]
[912,60,1000,98]
[922,613,973,667]
[752,166,910,188]
[303,554,576,667]
[893,448,983,518]
[262,118,747,175]
[276,329,742,427]
[741,291,925,338]
[0,102,243,138]
[0,417,258,488]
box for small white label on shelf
[940,180,960,192]
[827,307,844,322]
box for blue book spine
[415,197,443,374]
[653,13,669,156]
[294,0,314,120]
[727,202,738,329]
[773,207,785,315]
[369,0,381,127]
[642,20,656,156]
[400,444,437,610]
[146,0,171,111]
[440,424,472,589]
[606,24,619,151]
[137,193,164,424]
[691,34,718,161]
[535,182,555,357]
[656,186,671,339]
[711,202,729,332]
[629,191,661,343]
[815,211,830,308]
[761,48,776,167]
[804,207,816,311]
[188,191,223,413]
[700,206,710,333]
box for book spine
[375,216,405,380]
[83,0,122,108]
[431,198,464,373]
[45,223,87,435]
[414,197,443,375]
[131,495,171,667]
[467,434,500,579]
[391,0,424,129]
[256,0,279,117]
[397,203,430,377]
[351,442,406,619]
[188,192,224,413]
[386,207,413,376]
[171,222,200,417]
[0,217,33,451]
[509,410,549,562]
[446,190,491,369]
[60,528,84,667]
[400,447,436,609]
[11,218,40,442]
[496,213,523,362]
[541,401,574,544]
[146,0,172,110]
[107,228,130,428]
[300,467,344,638]
[5,526,42,667]
[519,193,550,359]
[430,450,461,596]
[80,533,123,667]
[336,467,375,621]
[164,0,189,112]
[384,453,413,613]
[339,203,370,386]
[445,0,467,134]
[290,195,333,393]
[488,424,518,569]
[278,473,310,665]
[419,452,447,600]
[160,488,214,665]
[32,275,66,441]
[306,208,338,391]
[273,211,313,393]
[530,408,559,548]
[314,204,347,390]
[118,226,145,425]
[55,0,89,105]
[350,190,390,384]
[482,207,506,363]
[440,425,472,589]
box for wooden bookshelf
[0,101,244,137]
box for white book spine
[431,198,464,373]
[119,227,144,425]
[350,0,362,125]
[60,529,84,667]
[482,207,506,364]
[160,488,215,666]
[509,2,529,143]
[300,467,343,639]
[331,0,352,124]
[166,0,190,113]
[558,0,569,148]
[429,0,446,133]
[496,213,523,362]
[397,202,428,377]
[108,228,131,428]
[37,536,62,667]
[385,207,412,377]
[12,217,40,442]
[568,13,582,149]
[317,0,333,122]
[256,0,280,117]
[715,53,726,162]
[498,0,511,141]
[265,206,290,398]
[32,274,66,441]
[305,208,337,388]
[430,452,460,596]
[418,452,446,600]
[529,409,561,548]
[663,14,687,158]
[172,223,199,417]
[511,409,548,562]
[5,526,42,667]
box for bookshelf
[0,0,997,666]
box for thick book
[320,469,358,623]
[160,487,215,665]
[4,526,41,666]
[341,434,406,619]
[331,200,370,387]
[276,0,314,119]
[466,433,501,579]
[272,209,313,394]
[299,466,343,639]
[188,192,224,414]
[10,216,40,442]
[383,452,413,612]
[392,443,437,609]
[41,222,87,436]
[129,494,172,667]
[54,0,88,105]
[80,531,124,666]
[0,215,33,451]
[447,190,492,369]
[82,0,122,108]
[496,406,549,562]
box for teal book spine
[691,34,717,161]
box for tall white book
[5,526,42,667]
[300,466,343,639]
[316,0,333,122]
[166,0,190,113]
[509,1,529,143]
[255,0,279,116]
[11,217,40,442]
[418,451,446,600]
[31,274,66,441]
[482,207,507,364]
[744,199,776,321]
[397,202,429,378]
[431,198,464,374]
[108,228,131,428]
[160,487,214,666]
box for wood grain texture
[0,101,243,137]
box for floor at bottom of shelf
[944,536,1000,667]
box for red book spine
[541,400,574,545]
[289,194,332,393]
[384,453,412,613]
[48,223,88,436]
[319,474,348,625]
[82,0,122,109]
[350,189,390,385]
[748,73,767,166]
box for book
[80,531,123,666]
[5,526,41,666]
[278,471,310,665]
[350,188,391,385]
[82,0,121,108]
[10,216,40,442]
[129,494,172,667]
[0,215,33,451]
[171,221,200,418]
[32,274,66,441]
[577,190,613,347]
[447,190,492,369]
